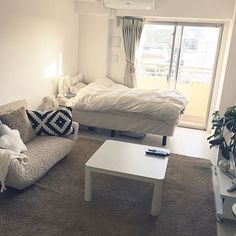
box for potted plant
[208,105,236,191]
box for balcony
[136,63,212,128]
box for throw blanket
[60,78,188,126]
[0,149,28,192]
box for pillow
[0,107,36,143]
[0,124,27,153]
[69,82,87,96]
[70,73,83,86]
[27,107,74,136]
[38,96,59,111]
[58,73,83,95]
[58,74,70,95]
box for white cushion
[0,124,27,153]
[70,73,83,85]
[69,82,87,95]
[58,73,84,96]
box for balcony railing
[136,63,212,127]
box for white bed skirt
[72,110,177,137]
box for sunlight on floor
[79,126,217,160]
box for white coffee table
[84,140,169,216]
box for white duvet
[59,78,188,125]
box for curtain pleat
[121,17,144,88]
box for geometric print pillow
[26,107,74,136]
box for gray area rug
[0,138,216,236]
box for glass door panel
[175,26,220,127]
[136,23,221,129]
[169,25,184,89]
[136,24,175,90]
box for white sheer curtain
[121,17,144,88]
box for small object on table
[145,148,170,157]
[227,181,236,192]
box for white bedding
[58,78,187,126]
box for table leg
[85,167,92,201]
[151,181,163,216]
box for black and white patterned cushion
[27,107,74,136]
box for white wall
[108,19,126,84]
[156,0,234,20]
[0,0,78,108]
[77,0,234,20]
[218,4,236,113]
[207,23,231,129]
[78,13,108,83]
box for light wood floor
[78,126,236,236]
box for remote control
[145,148,170,157]
[227,183,236,192]
[147,148,170,155]
[145,150,167,157]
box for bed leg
[162,136,167,146]
[111,130,115,137]
[88,126,96,131]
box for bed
[57,76,187,145]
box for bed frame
[109,129,167,146]
[72,110,179,146]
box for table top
[86,140,169,180]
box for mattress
[74,79,186,125]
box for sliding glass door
[175,26,220,127]
[136,24,175,90]
[136,22,221,129]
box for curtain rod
[116,16,223,28]
[115,14,224,28]
[116,16,145,27]
[118,16,145,20]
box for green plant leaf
[209,136,224,146]
[207,135,214,140]
[226,119,236,132]
[209,106,236,161]
[224,106,236,132]
[220,146,230,160]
